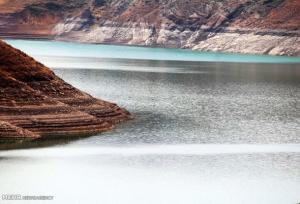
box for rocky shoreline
[53,26,300,56]
[0,0,299,56]
[2,29,300,57]
[0,40,131,142]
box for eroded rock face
[0,40,131,140]
[0,0,299,56]
[0,121,40,139]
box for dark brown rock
[0,121,39,139]
[0,40,131,140]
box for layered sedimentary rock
[0,121,39,139]
[0,0,300,56]
[0,40,131,140]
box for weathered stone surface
[190,33,300,56]
[0,121,39,139]
[0,40,131,140]
[0,0,299,56]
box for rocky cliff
[0,0,300,56]
[0,40,131,140]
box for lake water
[0,40,300,204]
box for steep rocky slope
[0,40,131,140]
[0,0,299,56]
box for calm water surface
[0,40,300,204]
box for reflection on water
[5,39,300,63]
[52,61,300,145]
[0,138,81,150]
[0,41,300,204]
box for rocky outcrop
[0,40,131,140]
[0,0,300,56]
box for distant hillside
[0,0,299,56]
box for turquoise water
[5,39,300,63]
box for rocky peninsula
[0,0,299,56]
[0,40,131,141]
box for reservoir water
[0,40,300,204]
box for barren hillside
[0,0,299,56]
